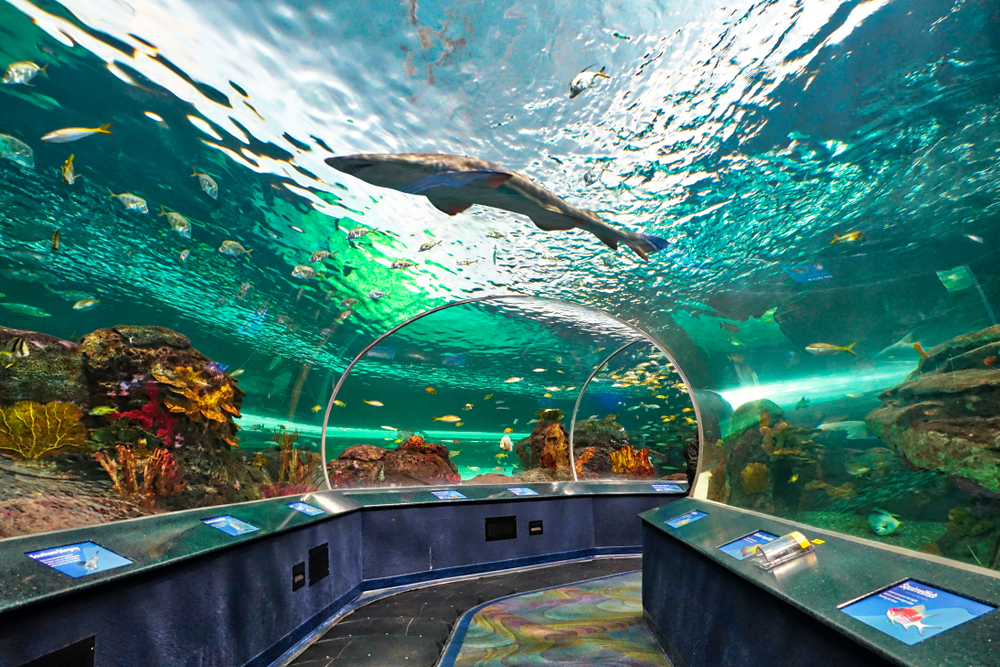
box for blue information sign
[203,515,260,536]
[431,490,466,500]
[718,530,779,561]
[840,580,995,645]
[666,510,708,528]
[288,502,326,516]
[507,487,538,496]
[651,483,683,492]
[26,542,133,579]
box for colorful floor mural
[451,572,671,666]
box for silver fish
[347,227,376,240]
[192,169,218,198]
[291,265,318,278]
[326,153,668,260]
[419,240,442,252]
[2,61,46,85]
[569,66,610,98]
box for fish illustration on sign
[886,605,941,636]
[325,153,668,260]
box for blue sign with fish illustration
[783,264,832,283]
[651,483,683,493]
[203,515,260,536]
[840,579,995,645]
[507,487,538,496]
[430,490,466,500]
[26,541,133,579]
[287,502,326,516]
[666,510,708,528]
[718,530,779,561]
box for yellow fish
[830,231,865,244]
[425,386,436,394]
[484,393,493,399]
[496,453,508,459]
[790,474,799,483]
[311,405,322,412]
[504,377,522,383]
[449,450,461,457]
[89,406,119,416]
[433,415,462,422]
[543,393,552,398]
[682,407,693,412]
[503,427,513,433]
[61,154,77,184]
[684,417,696,424]
[334,400,346,407]
[805,342,857,356]
[364,400,384,406]
[656,395,667,399]
[41,123,113,143]
[455,422,464,427]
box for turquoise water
[0,0,998,568]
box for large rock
[382,435,459,486]
[867,326,1000,493]
[0,328,88,406]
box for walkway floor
[448,571,671,667]
[285,557,645,667]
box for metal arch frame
[566,340,645,481]
[320,294,706,491]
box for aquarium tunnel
[1,0,1000,665]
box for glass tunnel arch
[319,295,706,489]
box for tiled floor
[451,571,670,667]
[287,557,642,667]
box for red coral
[112,382,177,446]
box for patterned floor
[451,572,671,666]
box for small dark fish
[51,229,59,252]
[719,322,739,334]
[340,298,357,308]
[343,264,358,277]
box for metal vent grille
[308,543,329,586]
[485,515,517,542]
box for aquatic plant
[609,445,655,477]
[111,382,177,446]
[273,426,318,489]
[0,400,88,460]
[93,445,185,508]
[739,462,771,495]
[574,447,595,477]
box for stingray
[325,153,668,260]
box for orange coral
[274,426,317,487]
[609,445,655,477]
[574,447,595,476]
[94,445,185,508]
[0,401,88,460]
[156,365,241,425]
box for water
[0,0,998,569]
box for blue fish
[205,361,229,374]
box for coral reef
[93,445,185,508]
[259,427,318,497]
[572,414,630,476]
[514,408,571,479]
[866,324,1000,493]
[0,400,88,459]
[327,445,388,488]
[609,445,655,477]
[382,434,461,485]
[110,383,177,446]
[740,462,771,495]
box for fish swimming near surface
[830,231,865,244]
[310,250,332,262]
[108,190,148,213]
[867,508,901,536]
[806,342,857,356]
[569,66,610,98]
[419,240,442,252]
[192,169,218,198]
[334,400,346,407]
[0,134,34,168]
[159,207,192,238]
[500,435,514,451]
[504,377,522,383]
[433,415,462,422]
[1,302,50,317]
[364,400,384,407]
[2,61,47,85]
[179,249,190,262]
[41,123,113,143]
[347,227,376,240]
[886,605,941,636]
[311,405,322,412]
[51,229,59,252]
[72,298,100,311]
[368,290,386,300]
[391,260,417,269]
[325,153,668,260]
[291,265,319,279]
[425,386,437,394]
[61,154,77,184]
[219,240,252,258]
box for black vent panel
[308,543,329,586]
[17,636,95,667]
[485,515,517,542]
